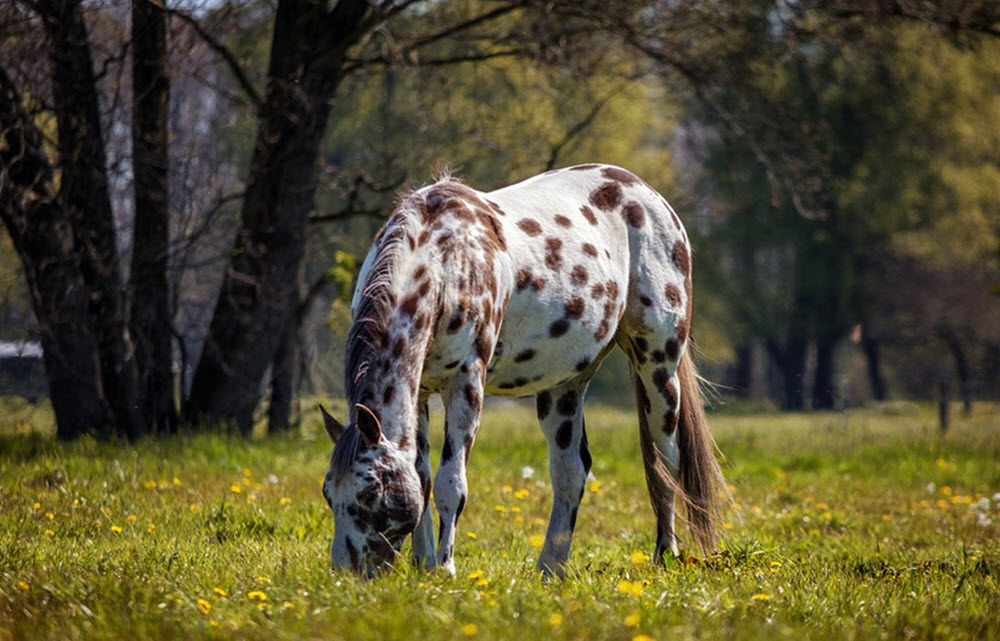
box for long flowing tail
[676,350,726,554]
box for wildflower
[588,480,602,494]
[17,581,29,591]
[255,576,271,584]
[529,534,545,548]
[467,532,477,539]
[282,601,294,611]
[460,623,478,636]
[196,599,211,615]
[209,620,219,628]
[126,514,137,522]
[502,485,513,493]
[475,577,489,587]
[45,512,54,520]
[468,570,484,580]
[241,477,251,487]
[213,587,228,597]
[510,506,520,513]
[751,593,770,601]
[143,481,157,490]
[936,499,949,509]
[247,591,267,601]
[173,477,182,486]
[616,579,645,597]
[769,561,783,571]
[514,489,529,500]
[521,466,535,480]
[629,550,651,565]
[624,612,641,627]
[494,505,506,513]
[632,635,656,641]
[279,497,292,506]
[548,613,563,626]
[230,484,242,494]
[940,486,952,496]
[111,525,123,534]
[32,502,41,510]
[147,524,156,533]
[243,468,251,477]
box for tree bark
[39,0,145,439]
[812,336,837,409]
[861,335,888,401]
[940,330,973,415]
[267,311,301,433]
[130,0,177,434]
[0,66,113,439]
[185,0,372,433]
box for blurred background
[1,0,998,438]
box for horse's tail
[676,350,726,554]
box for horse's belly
[481,287,620,396]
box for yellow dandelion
[196,599,211,615]
[111,525,123,534]
[502,485,513,493]
[282,601,295,611]
[724,522,735,530]
[241,478,251,487]
[751,593,770,601]
[936,499,949,509]
[467,532,477,539]
[616,579,644,597]
[624,612,641,628]
[529,534,545,548]
[255,575,271,584]
[629,550,651,565]
[460,623,478,636]
[243,468,251,477]
[173,477,182,486]
[467,570,484,580]
[940,486,952,496]
[494,505,507,513]
[33,502,41,510]
[45,512,54,520]
[44,529,54,536]
[881,515,891,522]
[632,635,656,641]
[230,484,242,494]
[588,480,602,494]
[126,514,137,522]
[17,581,30,591]
[147,524,156,533]
[514,489,529,500]
[475,577,490,587]
[213,587,228,597]
[143,480,156,489]
[279,497,292,506]
[73,498,79,506]
[510,506,521,513]
[209,620,219,628]
[247,590,267,601]
[548,613,563,626]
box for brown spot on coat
[555,420,573,449]
[550,318,570,337]
[556,390,578,416]
[672,240,690,276]
[554,214,572,228]
[590,182,623,211]
[665,283,682,307]
[545,237,563,271]
[665,338,680,361]
[639,295,653,307]
[536,391,552,419]
[566,296,586,319]
[571,265,589,286]
[383,385,394,405]
[594,320,610,340]
[600,166,641,185]
[622,201,645,227]
[464,384,482,413]
[514,349,536,363]
[582,242,599,257]
[517,219,543,236]
[413,265,427,280]
[579,205,599,226]
[570,164,600,171]
[392,336,406,358]
[676,317,689,343]
[401,292,420,316]
[591,282,605,299]
[516,269,533,291]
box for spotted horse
[319,164,726,578]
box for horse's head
[319,404,425,577]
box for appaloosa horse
[319,164,725,577]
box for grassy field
[1,398,998,640]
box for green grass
[1,399,999,640]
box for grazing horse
[320,164,725,577]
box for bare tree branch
[167,8,262,109]
[544,88,619,171]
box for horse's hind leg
[536,378,593,578]
[622,337,684,561]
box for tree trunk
[812,337,837,409]
[40,0,145,439]
[185,0,371,433]
[861,335,888,401]
[734,344,754,398]
[0,67,112,437]
[130,0,177,434]
[267,311,301,433]
[781,339,808,410]
[940,330,973,415]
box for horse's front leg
[433,369,485,574]
[411,399,437,569]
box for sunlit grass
[1,399,998,640]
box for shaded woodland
[1,0,998,439]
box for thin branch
[167,8,262,109]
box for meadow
[1,398,998,641]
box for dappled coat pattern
[320,164,725,577]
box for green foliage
[1,400,999,640]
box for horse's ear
[355,403,382,446]
[319,404,345,444]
